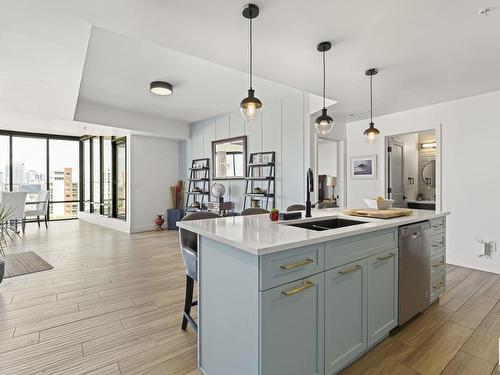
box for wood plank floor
[0,220,497,374]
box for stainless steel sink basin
[284,218,365,231]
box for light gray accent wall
[184,93,310,211]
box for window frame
[80,135,127,221]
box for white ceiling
[76,27,300,124]
[1,0,500,135]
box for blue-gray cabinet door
[367,249,398,347]
[325,259,367,374]
[260,273,324,375]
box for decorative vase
[155,214,165,231]
[167,209,183,230]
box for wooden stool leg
[181,275,195,330]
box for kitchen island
[177,208,449,375]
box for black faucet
[306,168,314,217]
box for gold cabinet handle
[432,224,444,229]
[280,258,314,271]
[376,253,395,262]
[338,265,361,275]
[281,281,315,296]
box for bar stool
[179,211,221,332]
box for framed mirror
[212,136,247,180]
[421,160,436,187]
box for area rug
[4,251,53,278]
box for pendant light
[314,42,334,135]
[240,4,262,121]
[364,68,380,142]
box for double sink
[283,218,365,231]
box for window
[103,138,112,216]
[0,131,80,221]
[12,136,47,202]
[0,136,9,192]
[114,139,126,220]
[49,139,79,219]
[80,136,126,220]
[83,139,91,213]
[92,138,101,214]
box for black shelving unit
[243,151,275,210]
[185,158,210,212]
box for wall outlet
[477,238,497,259]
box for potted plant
[0,205,18,284]
[167,180,185,230]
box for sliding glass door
[0,131,80,221]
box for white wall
[185,93,311,211]
[129,135,180,233]
[346,90,500,273]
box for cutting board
[343,208,413,219]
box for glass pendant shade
[240,89,262,121]
[364,122,380,143]
[314,108,334,135]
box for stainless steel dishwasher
[399,221,431,325]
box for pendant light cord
[249,17,253,90]
[322,50,326,109]
[370,74,373,123]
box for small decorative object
[155,214,165,231]
[167,180,185,230]
[193,186,201,192]
[253,186,263,194]
[251,199,260,208]
[270,208,279,222]
[211,183,226,203]
[191,201,201,208]
[0,205,19,284]
[351,155,377,179]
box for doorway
[386,130,437,210]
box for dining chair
[0,192,28,234]
[286,204,306,212]
[25,190,50,228]
[179,211,221,332]
[240,208,270,216]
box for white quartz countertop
[177,208,450,255]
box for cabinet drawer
[431,251,446,277]
[430,271,445,303]
[260,243,325,291]
[430,217,446,235]
[325,229,397,271]
[430,233,446,257]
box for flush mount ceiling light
[314,41,334,135]
[240,4,262,122]
[150,81,173,96]
[363,68,381,143]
